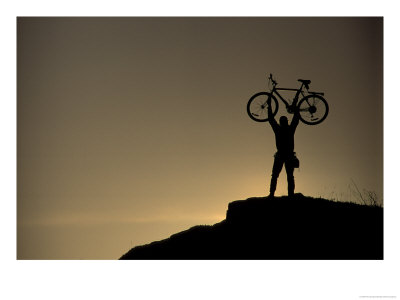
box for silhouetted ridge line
[120,194,383,260]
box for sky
[17,17,383,259]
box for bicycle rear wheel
[247,92,279,122]
[298,94,329,125]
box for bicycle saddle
[298,79,311,85]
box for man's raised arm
[267,97,278,131]
[290,105,300,130]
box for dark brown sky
[17,17,383,259]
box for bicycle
[247,74,329,125]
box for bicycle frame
[268,74,325,110]
[269,85,306,113]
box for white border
[2,1,399,300]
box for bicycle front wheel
[247,92,279,122]
[298,94,329,125]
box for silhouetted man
[267,97,300,197]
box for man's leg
[269,154,284,197]
[285,160,295,196]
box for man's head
[279,116,289,127]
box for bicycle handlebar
[268,73,277,86]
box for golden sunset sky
[17,17,383,259]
